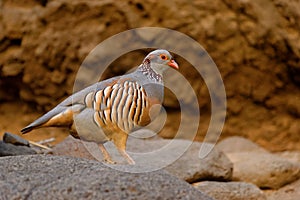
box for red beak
[168,59,179,70]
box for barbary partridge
[21,49,179,164]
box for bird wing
[20,76,121,134]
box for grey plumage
[21,49,179,164]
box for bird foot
[127,158,135,165]
[103,158,117,165]
[119,150,135,165]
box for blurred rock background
[0,0,299,151]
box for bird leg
[99,143,116,164]
[111,131,135,165]
[118,148,135,165]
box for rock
[3,132,30,146]
[193,181,266,200]
[52,136,233,182]
[265,178,300,200]
[227,152,300,189]
[287,95,300,118]
[217,137,300,189]
[216,136,268,153]
[0,155,212,200]
[164,141,233,183]
[275,151,300,164]
[0,141,36,156]
[1,63,24,76]
[1,0,300,152]
[51,136,95,160]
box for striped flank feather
[90,81,149,133]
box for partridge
[21,49,179,164]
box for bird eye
[160,54,168,60]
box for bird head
[144,49,179,75]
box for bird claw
[127,159,135,165]
[103,158,117,165]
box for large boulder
[0,155,212,200]
[216,136,268,153]
[217,136,300,189]
[266,178,300,200]
[52,136,233,182]
[193,181,266,200]
[164,141,233,182]
[1,0,300,151]
[227,152,300,189]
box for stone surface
[275,151,300,164]
[0,0,300,151]
[216,136,268,153]
[227,152,300,189]
[265,178,300,200]
[193,181,266,200]
[51,135,95,160]
[164,141,233,183]
[0,155,212,200]
[3,132,30,146]
[52,136,233,182]
[217,137,300,190]
[0,141,36,156]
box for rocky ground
[0,155,212,200]
[1,0,300,151]
[1,134,300,199]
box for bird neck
[137,59,163,83]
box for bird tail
[21,105,74,134]
[21,125,35,134]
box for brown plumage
[21,49,179,164]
